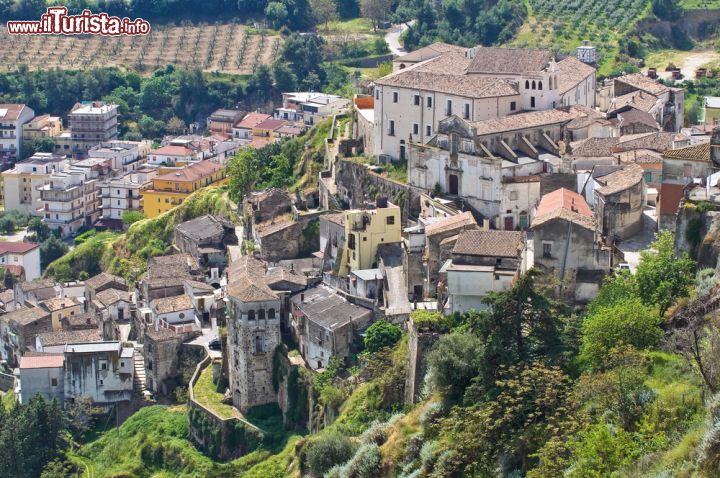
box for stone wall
[334,159,423,222]
[404,319,443,405]
[635,9,720,40]
[675,202,720,269]
[187,355,264,461]
[257,217,319,262]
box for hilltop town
[2,0,720,475]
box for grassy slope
[73,405,295,478]
[44,187,237,283]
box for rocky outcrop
[675,201,720,269]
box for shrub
[305,431,356,477]
[360,420,390,446]
[344,443,381,478]
[364,320,402,353]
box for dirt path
[656,50,720,81]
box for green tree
[364,320,402,353]
[635,231,695,315]
[3,268,14,290]
[122,211,146,228]
[652,0,682,20]
[567,423,637,478]
[227,147,260,202]
[265,2,289,29]
[360,0,392,31]
[0,217,15,235]
[310,0,338,29]
[580,298,661,368]
[23,137,56,159]
[27,217,51,243]
[427,332,485,404]
[40,236,69,270]
[305,431,357,476]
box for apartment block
[0,104,35,164]
[67,102,119,155]
[89,140,149,173]
[39,168,101,237]
[2,153,70,216]
[22,114,62,141]
[100,168,157,221]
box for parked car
[208,338,221,350]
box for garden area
[192,364,240,420]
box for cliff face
[675,202,720,269]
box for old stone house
[174,215,236,278]
[64,341,134,407]
[2,306,53,366]
[14,279,56,307]
[593,163,646,242]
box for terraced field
[0,22,282,74]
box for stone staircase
[133,348,147,396]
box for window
[530,97,536,108]
[254,335,263,353]
[464,103,470,119]
[99,380,104,386]
[446,100,452,116]
[525,80,530,89]
[388,120,395,136]
[542,242,552,258]
[51,378,57,387]
[259,309,265,320]
[386,215,395,225]
[348,233,356,250]
[510,101,516,111]
[412,123,419,135]
[538,81,543,90]
[532,80,536,90]
[363,236,367,242]
[392,91,399,103]
[426,125,431,136]
[179,312,185,319]
[268,308,276,319]
[120,361,125,367]
[644,172,652,183]
[100,360,107,371]
[248,309,255,320]
[413,94,420,105]
[426,96,433,108]
[375,89,379,100]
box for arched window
[258,309,265,320]
[268,308,276,319]
[538,81,543,90]
[247,309,255,321]
[531,80,536,90]
[554,76,558,89]
[254,335,263,353]
[525,80,529,89]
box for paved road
[384,21,414,56]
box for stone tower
[226,263,281,413]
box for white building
[88,141,149,173]
[374,46,596,160]
[39,167,100,237]
[15,354,64,405]
[147,145,199,166]
[63,341,134,406]
[441,229,527,314]
[67,102,119,155]
[232,112,271,141]
[0,242,41,281]
[275,92,351,126]
[100,168,157,221]
[2,153,70,216]
[0,104,35,164]
[150,294,199,334]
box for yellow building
[142,160,227,218]
[705,97,720,126]
[340,198,402,276]
[22,114,63,141]
[40,297,83,331]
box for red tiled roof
[155,160,223,182]
[424,211,476,236]
[150,145,195,157]
[535,188,592,218]
[234,112,271,129]
[0,241,39,255]
[0,104,28,121]
[255,118,287,130]
[19,354,64,369]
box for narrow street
[384,21,414,56]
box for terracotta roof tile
[557,57,596,95]
[0,104,29,121]
[19,354,64,369]
[424,211,476,236]
[155,160,223,183]
[0,242,39,254]
[38,329,102,346]
[595,163,644,196]
[85,272,127,291]
[96,288,131,307]
[396,42,466,63]
[470,109,576,136]
[466,47,551,75]
[151,294,193,314]
[662,142,712,161]
[533,188,594,230]
[614,73,670,96]
[452,230,525,257]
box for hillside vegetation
[44,186,237,283]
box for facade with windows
[0,104,35,164]
[100,168,157,221]
[2,153,70,216]
[63,341,134,406]
[374,46,596,160]
[67,102,119,155]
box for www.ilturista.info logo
[6,7,151,36]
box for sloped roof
[40,296,80,311]
[38,329,102,347]
[452,230,525,257]
[424,211,476,237]
[5,306,50,326]
[470,109,576,136]
[154,160,222,182]
[151,145,195,157]
[19,354,64,369]
[151,294,193,314]
[533,188,594,230]
[0,104,29,121]
[175,215,227,243]
[85,272,127,291]
[96,288,131,307]
[228,276,278,303]
[595,163,644,196]
[0,242,39,255]
[614,132,681,153]
[662,142,711,161]
[569,137,619,158]
[466,47,552,75]
[609,91,659,114]
[396,42,466,63]
[19,278,55,293]
[557,57,596,95]
[616,107,660,131]
[615,73,670,96]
